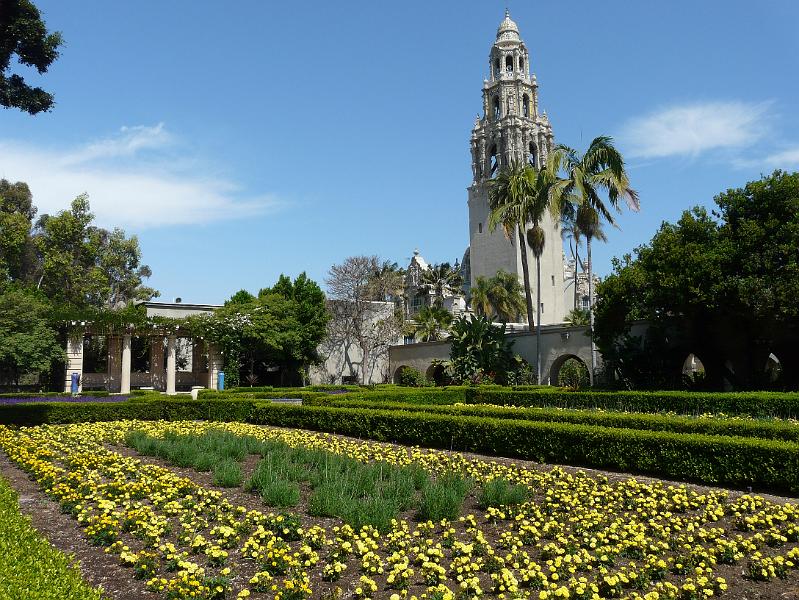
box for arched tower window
[519,57,524,72]
[493,58,500,77]
[505,56,513,72]
[528,142,537,168]
[522,94,530,118]
[492,96,500,120]
[489,145,499,177]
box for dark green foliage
[479,477,529,509]
[449,315,515,384]
[596,171,799,390]
[0,0,63,114]
[396,366,430,387]
[558,358,590,390]
[0,474,102,599]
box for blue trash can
[218,371,225,391]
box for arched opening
[681,353,706,388]
[550,354,590,389]
[505,56,513,72]
[522,94,530,118]
[527,141,537,168]
[478,222,483,234]
[489,145,499,177]
[493,58,500,77]
[393,366,410,385]
[519,56,524,72]
[492,96,501,120]
[425,363,447,386]
[765,352,783,384]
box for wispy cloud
[0,124,282,229]
[619,101,773,159]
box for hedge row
[0,474,103,600]
[303,398,799,442]
[246,404,799,494]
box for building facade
[466,11,567,325]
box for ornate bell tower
[466,11,566,325]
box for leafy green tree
[595,171,799,390]
[0,179,36,281]
[448,315,515,384]
[549,136,639,379]
[0,0,62,114]
[34,195,157,308]
[413,305,452,342]
[0,285,64,386]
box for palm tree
[413,305,453,342]
[488,161,548,329]
[549,136,639,380]
[565,307,590,326]
[419,262,463,306]
[469,275,493,318]
[560,213,585,311]
[489,270,526,323]
[526,225,546,383]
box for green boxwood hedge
[302,398,799,442]
[0,474,103,599]
[0,391,110,398]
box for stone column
[64,334,84,394]
[166,335,177,395]
[120,334,132,395]
[150,336,165,391]
[107,336,122,393]
[207,343,223,390]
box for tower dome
[496,10,520,43]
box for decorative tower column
[466,11,565,325]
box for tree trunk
[361,339,369,385]
[518,225,535,329]
[587,236,596,384]
[574,249,579,311]
[536,255,542,384]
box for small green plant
[213,459,243,487]
[417,472,472,521]
[478,477,529,509]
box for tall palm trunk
[573,248,580,311]
[518,225,535,329]
[535,255,542,383]
[586,235,596,383]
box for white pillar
[166,335,177,395]
[64,335,84,394]
[120,334,132,394]
[207,343,223,390]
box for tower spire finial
[505,7,510,18]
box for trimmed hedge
[246,404,799,494]
[465,389,799,418]
[0,474,103,600]
[303,398,799,442]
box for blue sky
[2,1,798,304]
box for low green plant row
[0,391,110,398]
[302,397,799,442]
[0,474,104,600]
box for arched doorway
[550,354,590,388]
[392,366,410,385]
[681,353,706,388]
[425,363,447,386]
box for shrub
[397,366,430,388]
[479,477,529,509]
[417,473,472,521]
[213,459,243,487]
[558,358,590,390]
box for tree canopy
[595,170,799,390]
[0,0,62,114]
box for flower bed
[1,420,798,599]
[0,395,128,406]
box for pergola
[63,301,223,395]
